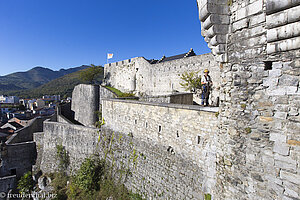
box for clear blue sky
[0,0,210,76]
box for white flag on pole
[107,53,113,59]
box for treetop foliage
[179,71,202,92]
[79,65,104,84]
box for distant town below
[0,94,71,142]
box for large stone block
[284,187,299,199]
[266,0,300,14]
[203,14,230,29]
[278,74,299,86]
[273,143,290,156]
[212,44,226,54]
[210,35,227,46]
[274,154,297,168]
[267,21,300,42]
[280,170,300,184]
[248,0,263,16]
[270,133,287,143]
[267,36,300,54]
[249,13,266,27]
[274,112,288,120]
[266,5,300,29]
[199,2,229,22]
[232,18,249,32]
[206,24,229,38]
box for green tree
[74,156,105,191]
[17,171,35,194]
[179,71,202,92]
[79,64,103,84]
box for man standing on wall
[201,69,212,106]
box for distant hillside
[3,67,104,99]
[0,65,89,92]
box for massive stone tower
[197,0,300,199]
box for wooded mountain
[0,66,89,92]
[1,66,104,99]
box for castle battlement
[104,58,133,68]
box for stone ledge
[266,5,300,29]
[0,175,16,180]
[203,14,230,30]
[199,3,229,22]
[267,21,300,42]
[102,98,219,113]
[267,36,300,54]
[266,0,300,15]
[44,120,99,131]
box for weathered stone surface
[273,143,290,156]
[279,74,299,86]
[284,187,299,199]
[232,18,249,32]
[267,21,300,42]
[287,140,300,146]
[199,2,229,22]
[280,170,300,185]
[266,5,300,29]
[270,133,287,143]
[203,14,230,29]
[39,120,214,199]
[71,84,99,127]
[274,155,297,171]
[266,0,300,14]
[274,112,288,119]
[267,36,300,54]
[259,116,274,122]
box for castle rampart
[37,102,219,199]
[104,53,220,105]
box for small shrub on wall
[179,71,202,92]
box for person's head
[204,69,209,75]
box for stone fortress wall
[37,96,219,199]
[104,53,221,105]
[34,0,300,199]
[197,0,300,199]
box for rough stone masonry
[35,0,300,199]
[197,0,300,199]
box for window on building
[158,125,162,132]
[177,131,179,138]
